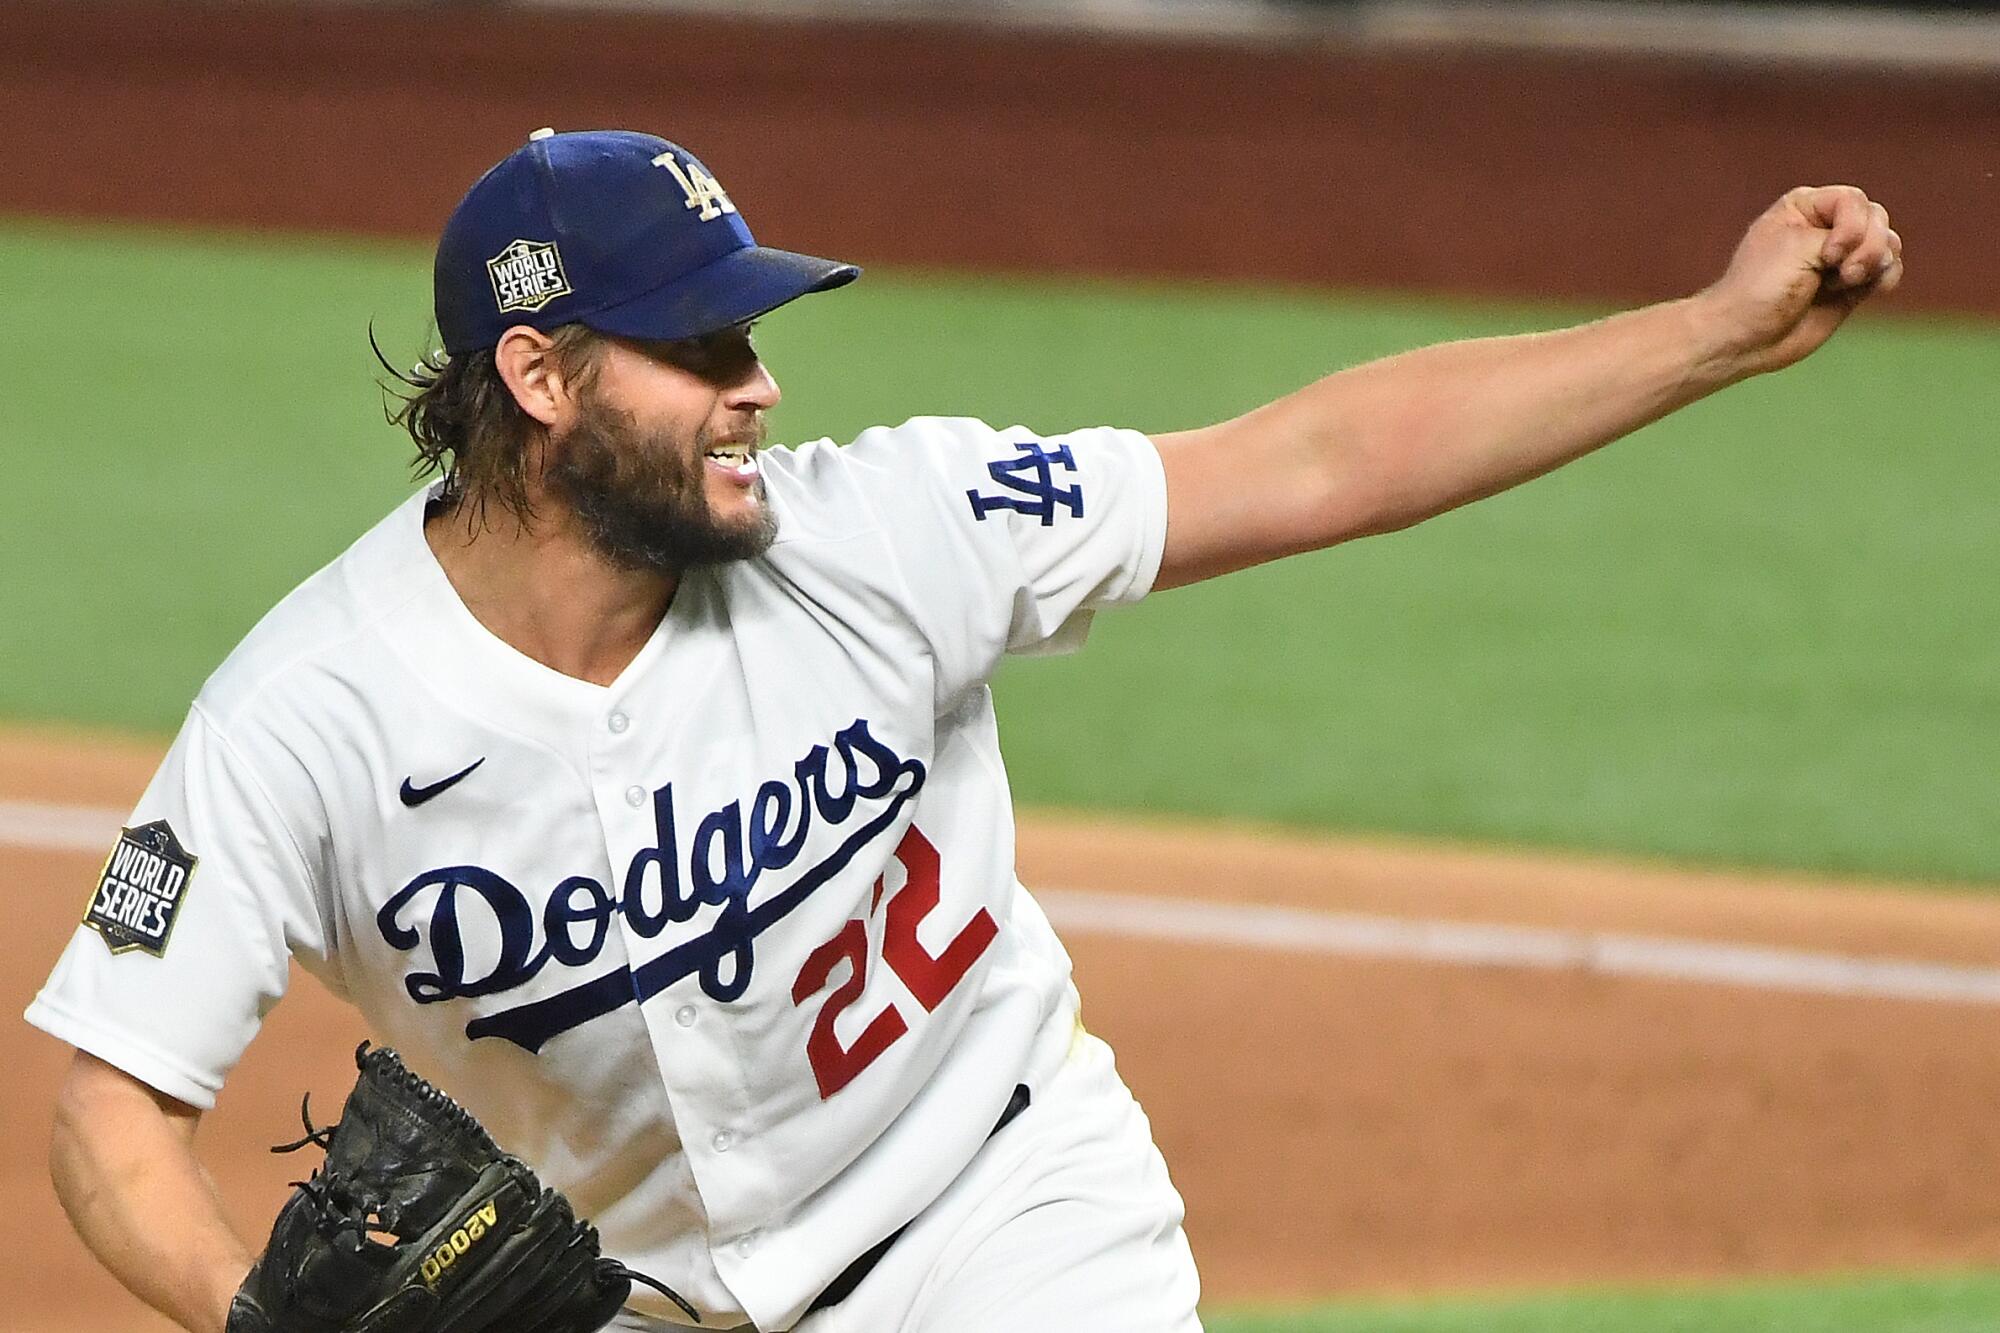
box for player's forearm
[50,1059,251,1333]
[1279,293,1746,540]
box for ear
[493,326,584,428]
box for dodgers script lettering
[376,719,926,1052]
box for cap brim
[581,245,859,343]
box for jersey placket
[586,657,775,1282]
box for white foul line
[0,798,126,852]
[1036,889,2000,1007]
[7,799,1999,1008]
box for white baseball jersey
[28,416,1168,1331]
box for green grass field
[1206,1271,2000,1332]
[6,217,1998,888]
[8,220,2000,1326]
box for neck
[425,493,676,687]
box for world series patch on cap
[85,820,198,957]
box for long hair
[372,324,602,528]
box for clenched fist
[1699,185,1903,377]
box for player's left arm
[1150,185,1902,590]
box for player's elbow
[1250,396,1434,549]
[1303,404,1491,543]
[1155,416,1413,586]
[1280,431,1425,548]
[1319,478,1441,543]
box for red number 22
[790,826,997,1099]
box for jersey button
[712,1129,736,1153]
[674,1004,697,1028]
[735,1233,757,1258]
[607,709,630,734]
[625,784,646,807]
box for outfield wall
[2,0,1991,314]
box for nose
[726,359,781,413]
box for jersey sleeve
[24,704,331,1109]
[833,416,1168,701]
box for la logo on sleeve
[85,820,199,957]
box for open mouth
[703,443,759,482]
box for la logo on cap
[653,151,737,222]
[487,238,572,314]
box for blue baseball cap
[434,128,859,356]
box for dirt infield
[10,726,2000,1330]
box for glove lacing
[613,1267,701,1322]
[271,1094,384,1254]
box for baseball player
[30,128,1900,1333]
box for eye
[654,325,761,384]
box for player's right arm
[50,1050,249,1333]
[27,702,334,1332]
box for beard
[544,393,777,575]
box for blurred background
[4,1,1998,1330]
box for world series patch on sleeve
[85,820,198,956]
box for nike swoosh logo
[399,758,485,808]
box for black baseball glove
[226,1042,697,1332]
